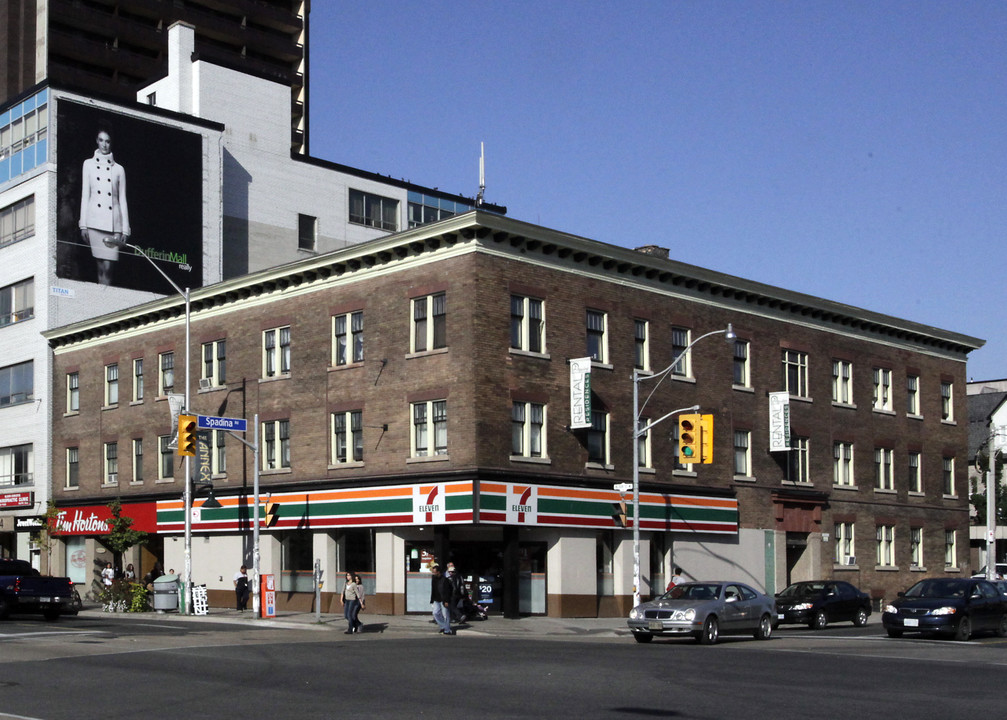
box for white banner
[768,391,791,452]
[569,357,593,429]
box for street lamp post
[630,324,735,608]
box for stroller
[457,593,488,621]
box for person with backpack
[233,565,250,611]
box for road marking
[0,712,48,719]
[0,631,101,639]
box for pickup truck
[0,559,76,621]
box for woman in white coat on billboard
[79,129,130,285]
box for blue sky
[308,1,1006,381]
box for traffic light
[177,414,197,457]
[612,500,628,527]
[699,414,714,464]
[678,413,700,463]
[263,499,278,527]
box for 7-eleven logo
[415,484,445,524]
[507,486,536,524]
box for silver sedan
[627,581,777,644]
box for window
[201,340,226,387]
[132,439,143,483]
[407,192,471,228]
[634,320,649,371]
[832,360,853,404]
[65,447,79,488]
[734,430,751,477]
[333,312,364,366]
[910,527,923,568]
[511,296,545,354]
[906,375,919,415]
[298,213,316,251]
[0,443,32,487]
[0,196,35,248]
[0,360,32,406]
[211,430,226,475]
[332,410,363,463]
[942,456,955,496]
[874,448,894,490]
[787,436,810,483]
[876,524,895,567]
[412,294,446,353]
[872,368,892,411]
[133,359,144,402]
[280,530,315,592]
[586,310,607,363]
[671,327,691,377]
[733,340,750,387]
[587,410,609,466]
[907,452,921,493]
[512,402,546,459]
[940,381,954,422]
[412,401,447,457]
[67,372,79,413]
[105,363,119,406]
[159,436,174,480]
[944,530,957,568]
[263,327,291,377]
[636,418,650,469]
[783,350,808,397]
[104,442,118,485]
[159,352,175,395]
[835,522,855,565]
[262,419,291,470]
[834,442,854,486]
[0,278,33,326]
[349,189,398,231]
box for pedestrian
[353,574,367,632]
[446,563,466,622]
[341,571,365,634]
[666,567,683,593]
[429,564,454,635]
[124,563,136,581]
[233,565,250,611]
[101,562,115,588]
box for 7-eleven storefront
[60,480,740,617]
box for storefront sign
[569,357,592,429]
[14,516,44,532]
[52,502,158,535]
[0,492,33,509]
[768,391,791,452]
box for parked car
[627,581,777,645]
[0,559,76,621]
[882,577,1007,641]
[972,563,1007,580]
[775,580,871,629]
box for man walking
[429,565,454,635]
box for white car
[972,563,1007,580]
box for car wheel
[754,613,773,640]
[997,615,1007,638]
[633,632,654,644]
[698,616,719,645]
[810,610,827,630]
[953,616,972,642]
[886,627,903,638]
[853,608,869,627]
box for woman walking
[340,571,365,634]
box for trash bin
[152,574,179,611]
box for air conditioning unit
[845,556,857,566]
[198,378,212,390]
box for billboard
[55,100,203,291]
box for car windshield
[664,583,721,601]
[904,579,968,599]
[778,582,826,599]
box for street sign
[198,415,247,432]
[613,483,633,492]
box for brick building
[44,211,983,617]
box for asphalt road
[1,615,1003,719]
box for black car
[775,580,871,629]
[882,577,1007,641]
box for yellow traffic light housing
[612,500,628,527]
[177,414,197,457]
[678,413,700,463]
[699,414,714,464]
[263,499,278,527]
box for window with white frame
[910,527,923,568]
[940,381,954,422]
[787,436,810,483]
[332,410,363,463]
[348,189,398,231]
[412,294,446,353]
[132,358,144,402]
[263,327,291,378]
[783,350,808,397]
[636,417,650,469]
[944,530,957,568]
[875,448,894,490]
[733,340,750,387]
[586,310,607,363]
[67,372,79,413]
[671,327,691,377]
[832,360,853,404]
[159,436,174,479]
[202,339,226,387]
[512,402,546,459]
[906,374,920,415]
[634,320,649,371]
[587,410,609,465]
[104,441,118,485]
[333,311,364,366]
[298,213,317,251]
[834,442,854,486]
[942,456,955,496]
[0,360,32,406]
[872,368,892,411]
[0,196,35,248]
[0,443,31,487]
[412,400,447,457]
[262,419,291,470]
[105,363,118,406]
[734,430,751,477]
[210,430,226,475]
[835,522,855,565]
[876,524,895,567]
[132,438,143,483]
[159,352,174,396]
[908,451,922,493]
[0,277,33,327]
[511,296,545,354]
[65,447,78,488]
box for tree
[32,501,62,575]
[970,449,1006,525]
[101,499,149,574]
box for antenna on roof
[476,142,485,207]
